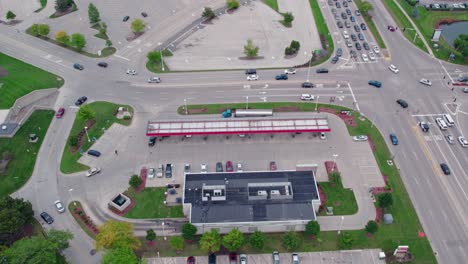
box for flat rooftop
[184,171,319,224]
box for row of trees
[55,0,74,12]
[30,23,87,51]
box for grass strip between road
[0,110,54,198]
[68,201,97,239]
[60,101,133,174]
[173,102,436,263]
[0,52,64,109]
[124,187,184,219]
[309,0,334,65]
[262,0,279,11]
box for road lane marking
[113,54,130,61]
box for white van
[435,118,448,130]
[442,114,455,127]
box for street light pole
[158,42,165,71]
[246,96,249,110]
[337,216,344,234]
[315,95,320,112]
[84,126,91,142]
[162,221,167,240]
[68,188,76,206]
[332,154,339,171]
[184,99,188,115]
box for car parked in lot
[292,253,300,264]
[272,251,280,264]
[301,82,314,88]
[355,42,361,50]
[86,167,101,177]
[328,0,333,5]
[396,99,409,108]
[40,212,54,224]
[55,108,65,118]
[354,24,361,32]
[54,200,65,213]
[373,45,380,53]
[97,62,108,68]
[346,8,351,15]
[459,136,468,147]
[369,51,376,61]
[73,63,84,70]
[216,162,223,172]
[247,74,259,81]
[316,68,329,73]
[226,161,234,172]
[353,135,368,141]
[201,164,207,173]
[343,1,348,7]
[332,8,337,14]
[237,162,243,172]
[336,48,343,57]
[342,30,349,39]
[351,33,357,41]
[269,161,277,171]
[350,49,357,58]
[240,254,247,264]
[75,96,87,106]
[187,256,195,264]
[390,133,399,145]
[446,135,455,144]
[141,12,148,17]
[360,23,367,30]
[350,15,355,22]
[345,21,350,28]
[341,12,347,19]
[440,163,451,175]
[419,78,432,86]
[165,163,173,177]
[284,68,296,74]
[209,253,216,264]
[320,132,326,140]
[275,74,288,80]
[123,16,130,22]
[126,69,137,75]
[148,136,157,146]
[184,164,191,173]
[229,253,237,264]
[363,42,370,50]
[361,53,369,62]
[148,168,156,179]
[368,80,381,87]
[346,40,352,47]
[336,2,341,8]
[358,32,364,40]
[87,149,101,157]
[463,87,468,93]
[355,10,361,16]
[301,94,315,101]
[388,64,399,73]
[148,77,161,83]
[337,21,343,28]
[331,56,339,64]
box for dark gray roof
[184,171,319,224]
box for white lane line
[113,54,130,61]
[347,82,359,111]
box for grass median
[60,101,133,174]
[124,187,184,219]
[175,102,435,263]
[309,0,334,64]
[0,52,64,109]
[0,110,54,197]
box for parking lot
[146,249,386,264]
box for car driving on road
[73,63,84,70]
[419,78,432,86]
[275,74,288,80]
[397,99,409,108]
[301,82,314,88]
[55,108,65,118]
[54,200,65,213]
[368,80,382,88]
[75,96,87,106]
[148,77,161,83]
[246,74,259,81]
[390,133,399,145]
[284,68,296,74]
[389,64,399,73]
[126,69,137,75]
[440,163,451,175]
[458,136,468,147]
[316,68,329,73]
[86,167,101,177]
[300,94,315,101]
[353,135,368,141]
[446,135,455,144]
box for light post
[332,154,338,171]
[162,221,167,240]
[315,95,320,112]
[305,51,312,82]
[337,216,344,234]
[68,188,76,206]
[184,99,188,115]
[158,42,165,71]
[84,126,91,142]
[245,96,249,110]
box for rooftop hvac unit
[271,190,280,196]
[214,190,222,196]
[257,190,267,196]
[205,193,211,197]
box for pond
[439,21,468,46]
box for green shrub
[68,136,78,147]
[226,0,240,9]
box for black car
[209,253,216,264]
[397,99,409,108]
[165,164,173,178]
[341,12,347,19]
[336,48,343,57]
[358,33,365,40]
[73,63,84,70]
[440,163,450,175]
[302,82,314,88]
[331,56,339,64]
[346,8,351,15]
[354,24,361,32]
[350,49,357,58]
[336,2,341,8]
[328,0,333,5]
[148,136,157,146]
[351,34,357,41]
[368,80,382,88]
[97,62,108,68]
[75,96,88,106]
[40,212,54,224]
[245,69,257,75]
[337,21,343,28]
[216,162,223,172]
[87,149,101,157]
[355,42,362,50]
[275,74,288,80]
[123,16,130,22]
[141,12,148,17]
[350,15,355,22]
[343,1,348,7]
[363,42,370,50]
[360,23,367,30]
[316,68,329,73]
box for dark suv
[40,212,54,224]
[316,68,329,73]
[275,74,288,80]
[165,164,173,178]
[245,69,257,75]
[73,63,84,70]
[396,99,409,108]
[440,163,450,175]
[148,136,157,146]
[216,162,223,172]
[87,150,101,157]
[75,96,87,106]
[209,253,216,264]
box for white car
[148,77,161,83]
[54,200,65,213]
[284,68,296,74]
[346,40,352,47]
[237,162,243,172]
[148,168,156,179]
[86,167,101,177]
[369,51,376,61]
[419,78,432,86]
[353,135,368,141]
[446,135,455,145]
[388,64,399,73]
[342,30,349,39]
[361,53,369,62]
[300,94,315,101]
[458,136,468,147]
[320,132,326,140]
[201,164,207,173]
[126,69,137,75]
[247,74,259,81]
[373,45,380,54]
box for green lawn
[0,53,64,109]
[125,188,184,219]
[0,110,54,197]
[319,182,358,215]
[354,0,386,48]
[146,49,173,73]
[262,0,279,11]
[177,102,436,263]
[309,0,334,64]
[68,201,97,239]
[34,0,47,12]
[60,101,133,174]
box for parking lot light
[184,99,188,115]
[84,126,91,142]
[338,216,344,234]
[162,221,167,240]
[315,95,320,111]
[245,96,249,109]
[158,42,165,71]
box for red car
[55,108,65,118]
[229,253,237,264]
[226,161,234,172]
[269,161,277,171]
[187,256,195,264]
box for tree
[222,229,245,252]
[55,31,69,44]
[410,6,419,18]
[181,223,197,241]
[99,22,107,35]
[46,229,73,251]
[202,7,216,20]
[88,3,100,25]
[305,220,320,237]
[30,24,39,36]
[6,11,16,20]
[358,1,373,16]
[131,19,146,33]
[338,232,354,249]
[0,196,33,235]
[290,40,300,51]
[244,39,259,58]
[55,0,73,12]
[95,221,141,250]
[226,0,240,9]
[170,236,185,251]
[199,229,221,253]
[378,192,393,209]
[147,51,161,63]
[77,105,95,121]
[249,231,265,249]
[146,229,156,242]
[129,175,142,189]
[282,12,294,26]
[365,220,378,234]
[37,24,50,37]
[102,247,138,264]
[282,231,301,251]
[70,33,86,51]
[454,34,468,57]
[329,171,341,185]
[68,135,78,147]
[105,39,113,48]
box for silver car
[148,77,161,83]
[148,168,156,179]
[240,254,247,264]
[353,135,368,141]
[446,135,454,144]
[86,167,101,177]
[54,200,65,213]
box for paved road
[1,1,468,263]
